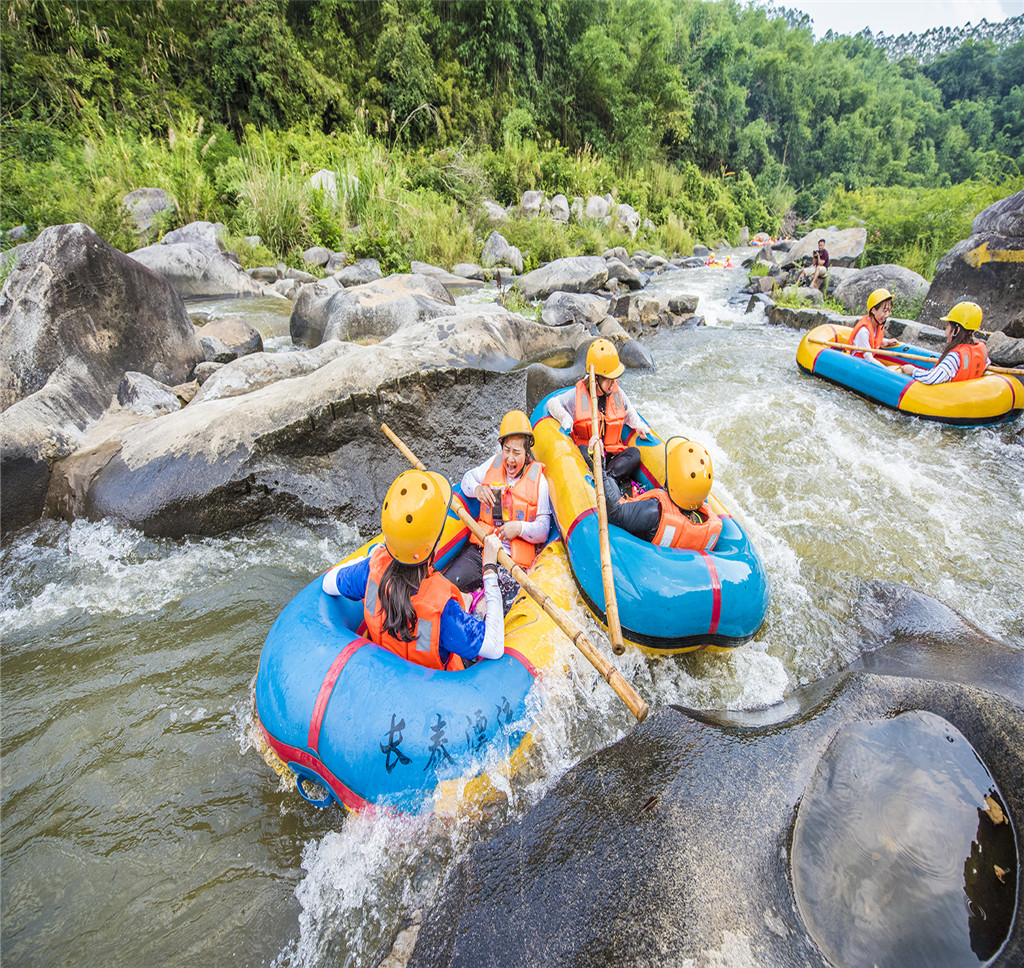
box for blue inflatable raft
[529,392,769,653]
[254,498,572,813]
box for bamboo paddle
[808,338,1024,376]
[588,366,627,656]
[381,423,649,723]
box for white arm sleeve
[461,455,495,496]
[476,573,505,659]
[546,387,576,429]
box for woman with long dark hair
[323,470,504,670]
[900,302,989,384]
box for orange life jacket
[572,379,628,454]
[470,456,545,569]
[363,547,465,671]
[849,315,884,358]
[951,342,988,382]
[626,490,722,552]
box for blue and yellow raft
[254,495,574,813]
[797,323,1023,426]
[528,392,769,653]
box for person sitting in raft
[601,438,722,552]
[900,301,989,384]
[545,338,653,490]
[850,288,900,364]
[322,469,505,670]
[443,410,552,611]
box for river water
[2,265,1021,967]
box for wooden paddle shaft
[381,423,649,722]
[588,366,626,656]
[809,338,1024,376]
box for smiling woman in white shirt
[442,410,552,611]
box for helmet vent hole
[406,514,413,523]
[421,482,428,491]
[400,487,407,496]
[690,471,696,478]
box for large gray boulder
[540,292,611,329]
[334,258,383,287]
[832,264,930,315]
[48,310,586,537]
[161,220,226,252]
[785,228,867,268]
[194,315,264,359]
[1,223,202,534]
[481,231,524,276]
[129,242,263,299]
[921,189,1024,335]
[516,256,609,301]
[406,583,1024,968]
[409,261,486,291]
[290,273,457,348]
[121,188,172,239]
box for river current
[2,266,1021,966]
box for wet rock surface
[408,586,1023,968]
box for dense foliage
[2,1,1022,277]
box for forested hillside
[2,0,1022,276]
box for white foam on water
[0,516,362,636]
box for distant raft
[797,324,1023,426]
[529,393,769,654]
[254,499,575,814]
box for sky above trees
[780,0,1022,39]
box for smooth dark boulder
[407,582,1024,968]
[921,189,1024,334]
[196,315,264,358]
[1,223,202,534]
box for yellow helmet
[585,338,625,379]
[498,410,534,446]
[941,301,982,331]
[665,438,713,511]
[381,470,452,565]
[866,288,894,313]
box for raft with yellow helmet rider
[254,466,573,813]
[533,339,769,653]
[798,295,1023,426]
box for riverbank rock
[129,241,263,299]
[832,264,930,315]
[122,188,172,239]
[334,258,383,287]
[1,223,202,534]
[516,256,609,301]
[290,273,457,348]
[784,228,867,268]
[407,592,1024,968]
[194,315,264,359]
[49,311,586,537]
[409,261,486,291]
[921,189,1024,334]
[481,231,524,276]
